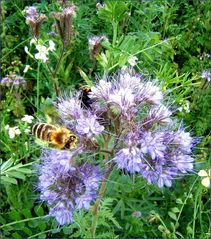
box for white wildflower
[128,56,138,66]
[30,38,37,45]
[21,115,34,124]
[24,46,34,58]
[6,126,21,139]
[48,40,55,52]
[35,44,49,62]
[198,169,210,188]
[23,65,31,73]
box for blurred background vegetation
[0,0,210,238]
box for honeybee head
[64,134,78,149]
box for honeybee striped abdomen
[32,123,78,150]
[32,123,57,141]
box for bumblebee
[32,123,78,150]
[79,85,93,108]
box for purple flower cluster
[37,68,196,225]
[38,150,101,225]
[1,74,26,88]
[56,69,196,189]
[89,69,195,187]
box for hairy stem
[36,62,40,109]
[91,137,113,237]
[51,44,65,97]
[91,163,114,238]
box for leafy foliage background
[0,0,210,238]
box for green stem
[36,62,40,110]
[0,216,46,229]
[91,137,113,238]
[91,163,114,238]
[112,21,118,46]
[173,176,198,235]
[52,44,65,96]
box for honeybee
[79,85,93,108]
[32,123,78,150]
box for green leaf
[8,210,21,221]
[23,227,33,236]
[6,171,26,180]
[171,207,180,213]
[11,232,22,239]
[1,176,17,185]
[176,198,183,204]
[34,205,44,216]
[16,167,32,174]
[1,158,14,172]
[22,208,32,218]
[168,211,177,221]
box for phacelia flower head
[56,69,196,189]
[24,6,47,38]
[51,4,76,47]
[88,35,107,59]
[38,149,101,225]
[201,70,211,82]
[1,74,26,89]
[36,67,197,227]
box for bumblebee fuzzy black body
[32,123,78,150]
[79,85,93,108]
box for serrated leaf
[23,227,33,236]
[11,232,22,239]
[38,221,47,231]
[39,233,46,239]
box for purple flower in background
[24,5,47,37]
[1,74,26,88]
[25,6,38,21]
[201,70,211,82]
[38,150,101,225]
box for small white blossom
[128,56,138,66]
[6,126,21,139]
[24,46,34,58]
[198,169,210,188]
[35,45,49,62]
[23,64,31,73]
[48,40,55,51]
[30,38,37,45]
[21,115,34,124]
[24,128,31,133]
[201,71,211,82]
